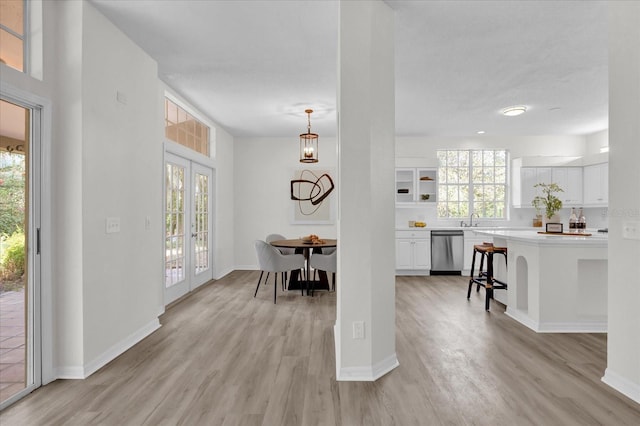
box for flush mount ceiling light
[299,109,318,163]
[501,105,527,116]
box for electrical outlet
[623,221,640,240]
[106,217,120,234]
[352,321,365,339]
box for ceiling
[90,0,608,139]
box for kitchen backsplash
[396,206,609,229]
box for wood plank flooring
[1,272,639,425]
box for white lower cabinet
[396,231,430,274]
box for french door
[0,97,41,409]
[164,153,214,304]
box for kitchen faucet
[469,212,479,227]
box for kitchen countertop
[396,226,536,231]
[473,229,608,246]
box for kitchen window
[437,149,507,219]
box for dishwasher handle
[431,230,464,237]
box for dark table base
[287,269,331,294]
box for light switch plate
[622,221,640,240]
[106,217,120,234]
[352,321,365,339]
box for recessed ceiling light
[477,130,485,134]
[501,105,527,116]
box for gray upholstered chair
[310,248,337,293]
[254,240,305,303]
[265,233,301,286]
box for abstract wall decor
[290,169,335,224]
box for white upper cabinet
[395,168,415,204]
[551,167,583,206]
[513,163,586,208]
[583,163,608,206]
[514,167,552,208]
[396,168,437,205]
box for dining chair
[254,240,305,303]
[309,248,337,294]
[266,233,304,286]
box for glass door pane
[191,163,212,287]
[0,98,39,408]
[164,154,191,304]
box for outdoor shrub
[0,230,25,280]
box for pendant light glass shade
[300,109,318,163]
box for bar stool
[467,242,507,311]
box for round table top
[270,238,337,249]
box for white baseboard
[236,265,259,271]
[337,353,399,381]
[83,319,161,378]
[216,266,235,279]
[56,318,161,380]
[395,270,430,276]
[334,323,400,381]
[506,308,607,333]
[602,368,640,404]
[55,366,85,380]
[506,308,540,332]
[537,321,607,333]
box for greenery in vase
[532,182,564,219]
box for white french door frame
[0,85,51,409]
[163,151,214,305]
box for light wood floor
[1,272,639,425]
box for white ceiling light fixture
[477,130,485,134]
[501,105,527,117]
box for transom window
[0,0,27,72]
[437,149,508,219]
[164,98,210,156]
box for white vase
[543,214,561,225]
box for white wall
[80,3,164,369]
[586,129,609,155]
[213,127,236,278]
[603,1,640,404]
[233,137,338,269]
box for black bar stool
[467,243,507,311]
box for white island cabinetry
[474,229,608,333]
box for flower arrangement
[532,182,563,220]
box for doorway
[164,153,214,305]
[0,97,41,409]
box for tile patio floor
[0,290,25,403]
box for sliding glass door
[0,97,41,409]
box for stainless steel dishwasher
[430,230,464,275]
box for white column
[603,1,640,403]
[335,0,398,380]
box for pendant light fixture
[299,109,318,163]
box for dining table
[270,238,337,295]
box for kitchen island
[473,229,608,333]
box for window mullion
[468,153,473,214]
